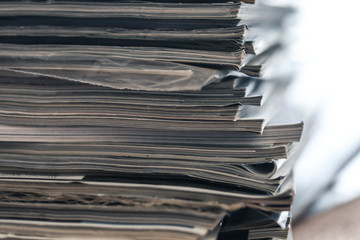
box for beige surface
[293,197,360,240]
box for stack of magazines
[0,0,302,239]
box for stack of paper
[0,0,302,239]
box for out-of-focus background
[282,0,360,238]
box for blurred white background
[285,0,360,219]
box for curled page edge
[0,62,225,92]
